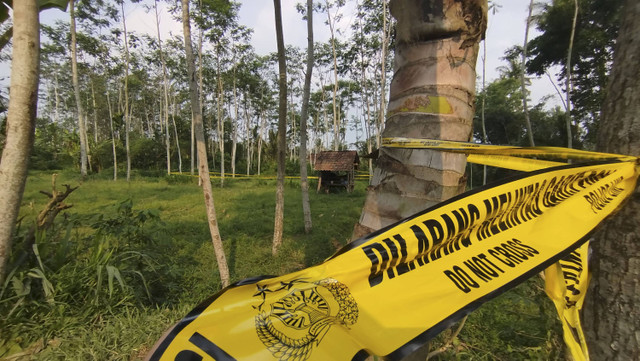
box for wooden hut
[314,151,360,193]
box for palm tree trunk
[352,0,487,237]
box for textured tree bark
[181,0,230,287]
[70,0,88,178]
[353,0,487,240]
[0,0,40,284]
[351,2,486,359]
[272,0,287,254]
[584,0,640,358]
[299,0,314,234]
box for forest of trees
[0,0,394,180]
[0,0,637,359]
[0,0,622,183]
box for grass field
[0,170,564,360]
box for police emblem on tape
[253,278,358,361]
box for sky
[33,0,559,103]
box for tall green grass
[1,171,562,360]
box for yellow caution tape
[149,147,639,360]
[383,137,637,162]
[467,154,565,172]
[545,241,591,361]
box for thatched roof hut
[313,151,360,192]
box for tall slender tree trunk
[53,72,60,123]
[106,88,117,181]
[70,0,88,178]
[231,67,238,178]
[244,95,252,175]
[154,0,172,175]
[121,2,132,182]
[324,0,340,151]
[170,91,183,173]
[181,0,230,288]
[216,59,225,187]
[565,0,578,149]
[378,0,390,149]
[272,0,287,255]
[584,0,640,358]
[0,0,40,284]
[90,79,98,144]
[257,110,264,176]
[299,0,314,234]
[521,0,535,147]
[481,39,488,185]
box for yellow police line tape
[169,172,371,181]
[149,139,639,361]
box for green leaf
[106,265,125,298]
[38,0,69,12]
[0,0,69,35]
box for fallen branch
[426,315,468,360]
[10,174,78,271]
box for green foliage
[30,118,76,170]
[526,0,624,145]
[130,136,164,170]
[1,172,565,359]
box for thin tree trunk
[193,2,204,176]
[170,90,183,173]
[154,0,172,175]
[121,2,132,181]
[272,0,287,255]
[325,0,340,151]
[216,59,225,186]
[566,0,578,149]
[300,0,314,234]
[231,66,238,178]
[481,39,488,185]
[244,94,252,175]
[106,88,117,181]
[0,0,39,283]
[521,0,535,147]
[378,0,389,149]
[53,72,60,123]
[181,0,230,288]
[257,109,264,176]
[70,0,88,178]
[90,79,98,144]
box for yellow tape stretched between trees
[148,139,639,361]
